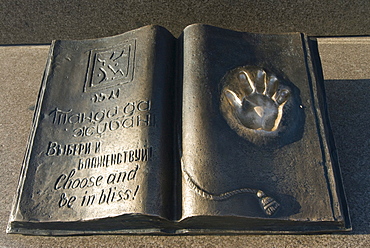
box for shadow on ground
[325,79,370,234]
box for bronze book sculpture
[7,24,350,235]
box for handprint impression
[224,68,291,132]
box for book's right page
[179,24,349,233]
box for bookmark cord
[183,170,280,216]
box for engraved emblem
[84,39,136,92]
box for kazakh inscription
[48,100,153,137]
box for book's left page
[8,25,176,235]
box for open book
[7,24,350,235]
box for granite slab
[0,36,369,246]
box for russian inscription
[46,141,101,156]
[77,147,153,170]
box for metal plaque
[7,24,350,235]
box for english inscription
[55,164,141,209]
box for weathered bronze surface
[7,24,350,235]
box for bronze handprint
[224,68,290,132]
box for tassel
[257,190,280,216]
